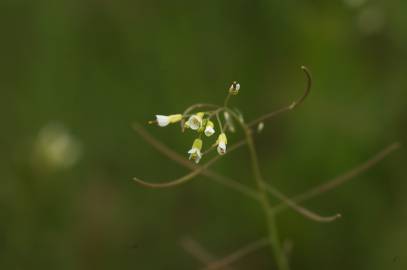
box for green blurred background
[1,0,406,269]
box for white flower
[204,120,215,137]
[155,114,183,127]
[186,112,204,130]
[188,138,203,163]
[229,81,240,95]
[155,115,170,127]
[216,133,227,155]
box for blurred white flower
[32,123,82,172]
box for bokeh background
[1,0,406,269]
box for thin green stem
[225,108,289,269]
[243,126,289,270]
[270,142,401,214]
[215,112,224,133]
[224,92,232,108]
[133,122,342,223]
[247,66,312,128]
[201,238,269,270]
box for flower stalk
[135,67,331,269]
[243,124,290,270]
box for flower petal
[204,127,215,137]
[156,115,170,127]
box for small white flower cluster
[149,81,240,164]
[150,111,228,164]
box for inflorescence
[134,66,401,270]
[149,81,241,164]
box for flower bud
[257,122,264,133]
[204,120,215,137]
[188,138,203,163]
[229,81,240,95]
[154,114,183,127]
[216,133,227,155]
